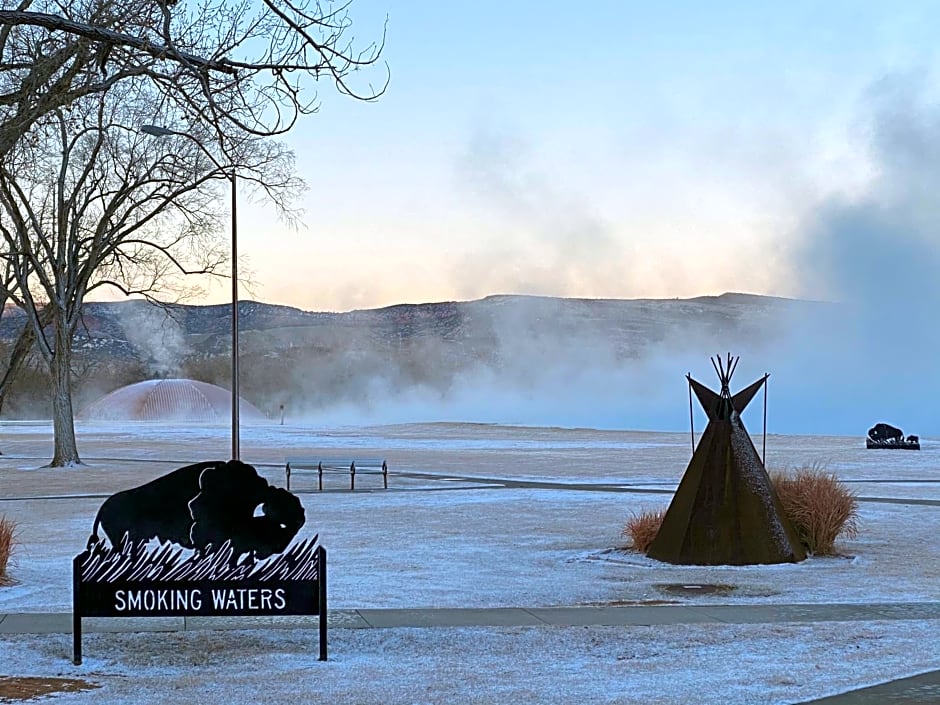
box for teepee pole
[688,375,695,455]
[711,355,722,383]
[728,354,739,382]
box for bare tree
[0,305,53,418]
[0,0,386,153]
[0,0,385,465]
[0,237,47,424]
[0,257,20,424]
[0,79,301,465]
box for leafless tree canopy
[0,0,387,155]
[0,0,386,465]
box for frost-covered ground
[1,420,939,704]
[4,622,940,705]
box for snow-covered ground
[1,420,939,704]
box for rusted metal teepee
[646,354,806,566]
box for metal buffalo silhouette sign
[72,460,326,664]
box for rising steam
[288,75,940,437]
[771,72,940,436]
[117,302,189,378]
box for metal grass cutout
[79,536,321,583]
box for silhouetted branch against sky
[0,0,387,156]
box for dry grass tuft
[622,509,666,553]
[770,465,859,556]
[0,515,16,586]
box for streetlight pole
[230,170,239,460]
[140,124,240,460]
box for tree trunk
[49,323,81,467]
[0,306,53,416]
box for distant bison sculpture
[90,459,306,559]
[866,422,920,450]
[867,423,903,443]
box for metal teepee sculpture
[646,354,806,565]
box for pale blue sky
[220,1,940,311]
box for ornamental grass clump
[770,466,859,556]
[622,508,667,553]
[0,515,16,586]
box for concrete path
[795,670,940,704]
[4,600,940,634]
[7,468,940,507]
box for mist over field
[3,280,928,439]
[244,294,833,436]
[4,77,939,438]
[773,73,940,438]
[281,77,939,437]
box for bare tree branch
[0,10,237,73]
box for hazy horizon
[79,288,824,315]
[40,289,932,440]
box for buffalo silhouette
[189,465,305,559]
[868,423,904,443]
[90,459,305,560]
[91,460,217,549]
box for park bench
[285,457,388,491]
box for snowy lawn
[4,621,940,705]
[1,421,939,703]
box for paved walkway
[795,670,940,704]
[4,600,940,633]
[7,468,940,507]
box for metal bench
[285,457,388,491]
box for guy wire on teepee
[763,372,769,465]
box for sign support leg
[72,555,82,665]
[318,545,328,661]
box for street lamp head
[140,124,176,137]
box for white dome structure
[80,378,268,423]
